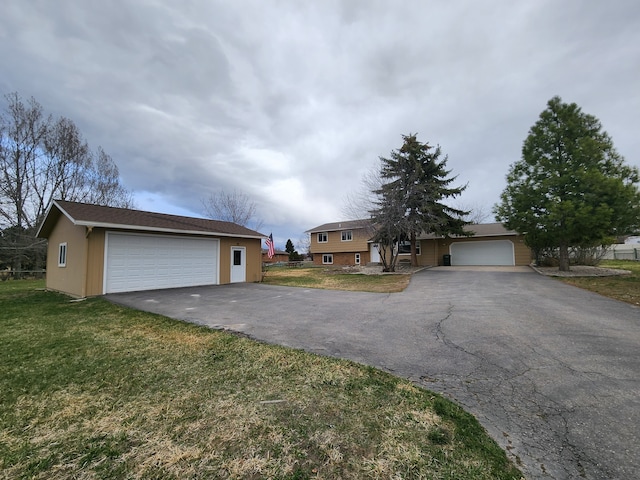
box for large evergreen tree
[495,96,640,271]
[371,134,469,270]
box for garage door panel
[450,240,515,266]
[105,233,218,293]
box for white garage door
[105,233,219,293]
[450,240,515,266]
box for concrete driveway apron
[107,267,640,480]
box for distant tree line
[0,92,133,272]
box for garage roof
[37,200,266,239]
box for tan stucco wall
[513,237,533,265]
[85,229,105,296]
[310,228,370,254]
[310,227,372,266]
[45,215,88,297]
[219,237,263,284]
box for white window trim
[341,230,353,242]
[355,253,361,265]
[58,242,67,267]
[322,254,333,264]
[318,232,328,243]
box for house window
[398,240,420,255]
[355,253,361,265]
[58,243,67,267]
[322,254,333,264]
[318,232,328,243]
[341,230,353,241]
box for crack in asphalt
[426,302,613,479]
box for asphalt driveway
[107,267,640,480]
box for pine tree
[371,134,470,269]
[495,96,640,271]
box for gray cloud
[1,0,638,246]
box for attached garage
[450,240,515,266]
[37,200,265,297]
[104,233,219,293]
[417,223,532,267]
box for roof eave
[306,222,373,234]
[418,232,520,240]
[35,203,55,238]
[74,220,265,239]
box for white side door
[230,246,246,283]
[370,243,381,263]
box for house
[262,248,289,263]
[307,219,376,266]
[36,200,265,297]
[307,219,531,267]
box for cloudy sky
[2,1,639,248]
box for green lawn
[0,280,523,479]
[262,266,411,293]
[559,260,640,306]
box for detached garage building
[37,200,265,297]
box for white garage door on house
[450,240,515,266]
[105,233,219,293]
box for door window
[233,249,242,266]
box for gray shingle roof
[306,219,373,233]
[305,219,519,238]
[37,200,265,239]
[418,222,518,239]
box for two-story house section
[308,220,532,267]
[306,219,377,266]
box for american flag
[265,233,275,259]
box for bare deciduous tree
[296,233,311,258]
[341,165,382,220]
[0,93,48,230]
[202,189,263,231]
[453,202,492,224]
[0,92,134,271]
[84,147,134,208]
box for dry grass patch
[1,280,522,479]
[558,260,640,306]
[263,266,411,292]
